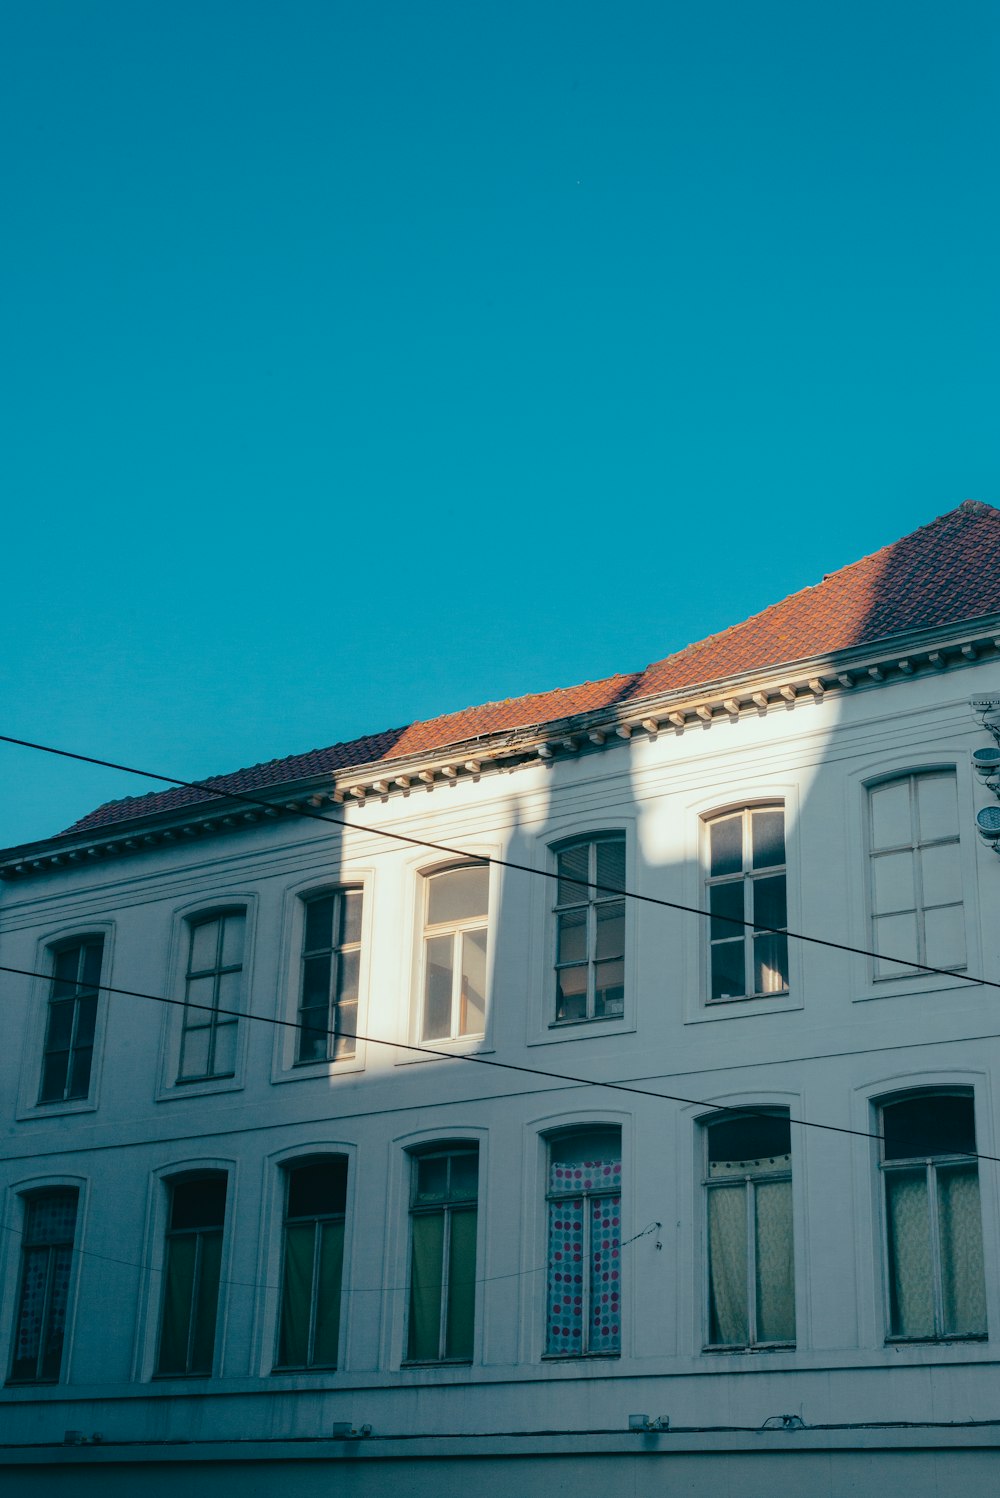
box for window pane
[937,1166,986,1336]
[179,1025,211,1080]
[427,866,488,924]
[873,913,919,978]
[886,1170,934,1337]
[39,1050,70,1104]
[708,1114,791,1171]
[752,874,786,932]
[171,1178,227,1231]
[340,889,363,946]
[459,927,487,1036]
[916,774,959,844]
[710,816,743,877]
[882,1095,976,1161]
[920,841,962,909]
[216,969,242,1017]
[556,965,587,1021]
[708,1185,748,1345]
[189,920,219,974]
[408,1211,444,1360]
[298,1013,328,1063]
[595,837,625,892]
[415,1155,449,1204]
[212,1020,237,1076]
[278,1222,314,1366]
[26,1192,78,1245]
[711,940,745,1000]
[751,810,784,870]
[594,959,625,1017]
[710,881,744,941]
[449,1152,479,1202]
[557,908,587,965]
[190,1230,223,1374]
[81,941,103,990]
[45,1000,75,1052]
[595,901,624,959]
[53,947,80,993]
[304,896,334,953]
[184,973,218,1020]
[158,1234,197,1373]
[546,1195,584,1354]
[872,851,916,916]
[287,1159,348,1218]
[74,994,98,1047]
[870,781,912,851]
[422,934,454,1041]
[557,843,590,905]
[753,932,788,994]
[39,1244,74,1382]
[550,1133,621,1183]
[589,1189,621,1351]
[445,1208,477,1360]
[923,904,966,971]
[220,913,245,968]
[312,1219,345,1365]
[337,947,360,1007]
[333,1003,357,1060]
[301,953,332,1011]
[67,1045,94,1100]
[754,1179,794,1342]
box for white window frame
[403,1143,480,1365]
[295,887,364,1065]
[543,1126,623,1360]
[416,863,490,1045]
[704,804,788,1004]
[550,832,626,1026]
[177,910,246,1083]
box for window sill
[15,1096,98,1123]
[154,1074,245,1103]
[702,1343,796,1354]
[541,1351,621,1362]
[685,993,801,1025]
[530,1015,636,1048]
[272,1055,366,1084]
[885,1333,987,1346]
[853,972,973,1004]
[395,1039,493,1066]
[400,1359,473,1369]
[271,1364,338,1375]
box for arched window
[551,834,625,1024]
[156,1174,228,1377]
[9,1189,79,1383]
[405,1144,479,1363]
[705,807,787,1002]
[275,1157,348,1370]
[418,865,489,1042]
[544,1128,621,1357]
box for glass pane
[415,1155,449,1204]
[39,1050,70,1104]
[755,1179,795,1342]
[710,816,743,877]
[45,1000,74,1051]
[184,973,218,1020]
[710,880,744,941]
[752,875,786,931]
[53,946,80,994]
[753,932,788,994]
[882,1095,976,1161]
[445,1208,477,1359]
[12,1248,48,1379]
[873,913,919,978]
[179,1024,211,1079]
[937,1165,986,1335]
[557,908,588,965]
[74,994,98,1047]
[711,939,745,1001]
[216,969,242,1017]
[557,843,590,905]
[337,947,360,1008]
[556,965,588,1022]
[26,1192,78,1246]
[923,904,966,971]
[595,837,625,893]
[459,927,487,1036]
[872,850,916,916]
[278,1222,314,1366]
[920,842,962,909]
[708,1185,748,1344]
[220,912,245,968]
[67,1045,93,1099]
[312,1219,345,1365]
[594,959,625,1017]
[298,1011,328,1062]
[886,1170,934,1337]
[287,1158,348,1218]
[546,1195,584,1353]
[917,774,959,844]
[870,781,912,851]
[708,1114,791,1173]
[332,1002,356,1060]
[426,866,489,925]
[39,1243,74,1381]
[595,901,624,958]
[589,1189,621,1352]
[449,1151,479,1202]
[301,953,331,1011]
[190,1229,223,1374]
[550,1129,621,1176]
[751,809,784,870]
[158,1234,196,1374]
[81,940,104,990]
[408,1211,444,1359]
[189,920,219,975]
[340,889,363,946]
[171,1177,227,1231]
[212,1019,238,1076]
[304,896,334,953]
[422,934,454,1041]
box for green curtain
[445,1209,477,1360]
[191,1230,223,1374]
[313,1220,345,1366]
[158,1235,196,1374]
[408,1213,444,1359]
[278,1223,315,1366]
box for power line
[0,731,995,993]
[2,959,998,1164]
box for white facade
[4,587,1000,1493]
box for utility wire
[1,731,997,992]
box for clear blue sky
[2,1,998,848]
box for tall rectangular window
[9,1191,78,1383]
[704,1112,795,1349]
[178,912,245,1081]
[553,835,625,1023]
[39,939,103,1104]
[276,1159,347,1369]
[297,890,362,1062]
[706,808,787,1002]
[545,1129,621,1356]
[881,1093,986,1340]
[869,773,965,978]
[156,1176,227,1376]
[406,1146,479,1363]
[420,866,489,1043]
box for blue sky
[2,0,998,847]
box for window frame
[403,1144,480,1365]
[416,862,490,1046]
[701,1109,796,1352]
[878,1089,987,1344]
[37,936,105,1107]
[176,908,246,1084]
[7,1187,80,1386]
[867,770,966,983]
[273,1156,349,1372]
[295,887,363,1065]
[704,804,789,1005]
[550,832,626,1027]
[154,1172,229,1379]
[543,1126,622,1360]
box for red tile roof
[63,501,1000,836]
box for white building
[4,500,1000,1495]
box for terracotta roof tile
[62,501,1000,836]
